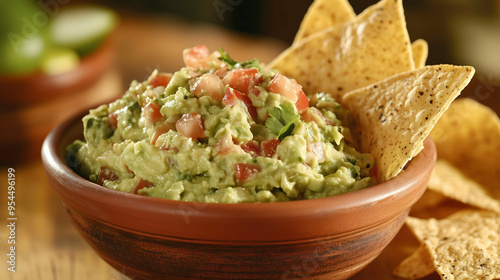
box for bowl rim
[42,106,436,243]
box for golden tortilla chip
[268,0,415,101]
[406,210,500,280]
[429,160,500,213]
[393,246,435,279]
[430,98,500,201]
[342,65,475,181]
[411,39,428,69]
[293,0,355,43]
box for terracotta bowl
[41,108,436,280]
[0,37,122,165]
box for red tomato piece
[182,45,209,68]
[260,139,280,157]
[214,65,228,79]
[222,68,262,94]
[248,87,261,97]
[369,165,378,181]
[151,122,176,146]
[222,87,257,122]
[268,73,309,112]
[241,140,260,157]
[191,73,225,101]
[182,45,223,69]
[214,134,245,156]
[149,73,173,88]
[144,102,164,125]
[96,167,119,185]
[307,142,325,163]
[133,179,154,194]
[108,111,118,130]
[234,163,261,183]
[175,113,205,139]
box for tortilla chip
[393,245,435,279]
[342,65,475,181]
[293,0,355,43]
[268,0,415,101]
[430,98,500,201]
[429,160,500,213]
[406,210,500,280]
[411,39,428,69]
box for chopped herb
[180,172,193,182]
[350,166,360,178]
[218,48,260,70]
[265,103,300,141]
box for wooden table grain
[1,11,499,280]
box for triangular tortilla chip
[268,0,415,101]
[430,98,500,201]
[342,64,475,181]
[393,245,435,279]
[411,39,428,69]
[429,160,500,213]
[406,210,500,280]
[293,0,355,43]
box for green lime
[50,5,118,57]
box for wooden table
[1,12,498,280]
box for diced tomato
[222,68,262,94]
[248,87,261,97]
[175,113,205,139]
[182,45,223,69]
[260,139,280,157]
[144,102,164,125]
[96,167,119,185]
[151,122,176,146]
[191,73,225,101]
[222,87,257,122]
[215,134,242,155]
[149,73,173,88]
[133,179,154,194]
[306,142,325,163]
[268,73,309,112]
[301,107,335,126]
[214,65,228,79]
[108,111,118,130]
[241,140,260,157]
[234,163,261,183]
[183,45,209,68]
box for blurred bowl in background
[0,36,122,165]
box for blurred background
[1,0,499,164]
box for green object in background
[0,0,49,75]
[50,5,118,57]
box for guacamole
[67,45,375,203]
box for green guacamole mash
[67,45,375,203]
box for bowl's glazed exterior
[42,110,436,280]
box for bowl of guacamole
[65,45,376,203]
[41,46,435,280]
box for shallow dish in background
[0,36,115,107]
[0,37,121,165]
[41,107,436,280]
